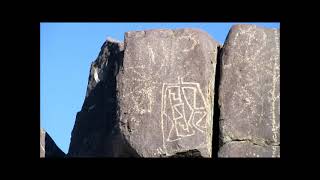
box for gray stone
[68,29,219,157]
[40,128,65,158]
[218,141,280,158]
[218,24,280,157]
[117,29,219,157]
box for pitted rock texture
[40,128,65,158]
[218,25,280,157]
[68,29,219,157]
[66,26,280,158]
[117,29,219,157]
[218,141,280,157]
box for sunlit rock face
[218,25,280,157]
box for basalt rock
[218,25,280,157]
[68,29,219,157]
[66,25,280,158]
[67,38,133,157]
[118,29,219,157]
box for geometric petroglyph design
[161,77,208,143]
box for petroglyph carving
[161,77,208,143]
[219,25,280,157]
[156,147,166,155]
[177,34,199,53]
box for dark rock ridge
[40,128,65,157]
[63,25,279,158]
[67,38,135,157]
[218,25,280,157]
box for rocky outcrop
[68,29,219,157]
[218,25,280,157]
[67,38,131,157]
[40,128,65,157]
[65,25,280,158]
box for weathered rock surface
[218,141,280,157]
[118,29,218,157]
[218,25,280,157]
[68,29,219,157]
[67,38,134,157]
[67,25,280,158]
[40,128,65,157]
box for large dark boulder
[118,29,219,157]
[68,29,219,157]
[67,38,130,157]
[218,25,280,157]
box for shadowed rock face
[118,29,219,157]
[40,128,65,158]
[67,29,219,157]
[67,39,135,157]
[218,25,280,157]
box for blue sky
[40,22,280,153]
